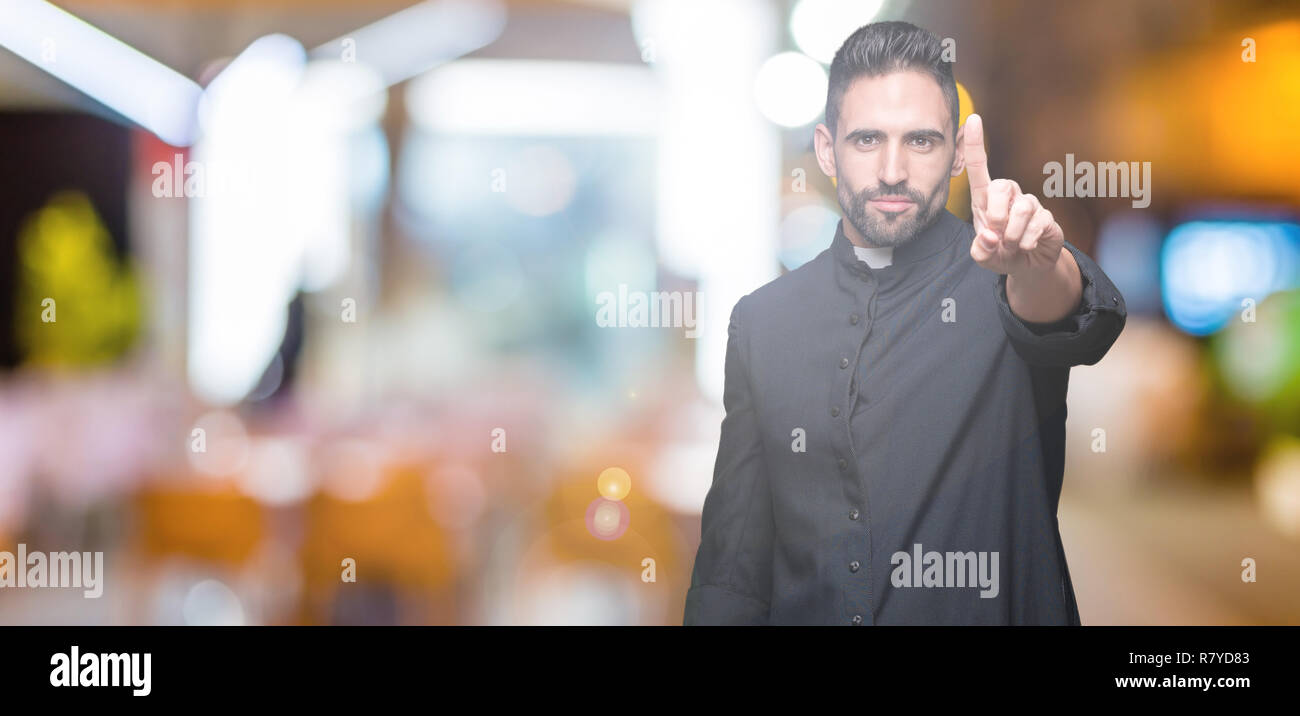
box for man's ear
[813,122,837,180]
[950,124,966,177]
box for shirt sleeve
[995,240,1127,367]
[683,295,774,625]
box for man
[683,21,1126,625]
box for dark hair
[825,21,958,140]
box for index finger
[964,113,991,209]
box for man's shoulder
[736,248,835,318]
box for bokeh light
[1161,220,1300,335]
[584,497,630,541]
[753,52,828,128]
[789,0,887,65]
[597,466,631,501]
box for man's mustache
[858,184,926,203]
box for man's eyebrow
[904,129,947,143]
[842,128,882,143]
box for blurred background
[0,0,1297,625]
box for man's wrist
[1006,249,1082,323]
[1007,247,1067,285]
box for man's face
[815,70,961,248]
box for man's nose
[878,143,908,187]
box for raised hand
[964,114,1065,277]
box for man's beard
[840,174,948,248]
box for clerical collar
[831,210,962,278]
[853,245,893,269]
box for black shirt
[684,209,1126,625]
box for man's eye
[856,136,876,145]
[910,138,932,147]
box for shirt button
[849,508,859,520]
[851,615,862,625]
[849,314,859,325]
[849,561,860,573]
[837,458,847,471]
[830,406,840,417]
[839,357,849,369]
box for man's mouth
[870,196,915,213]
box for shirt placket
[832,268,877,625]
